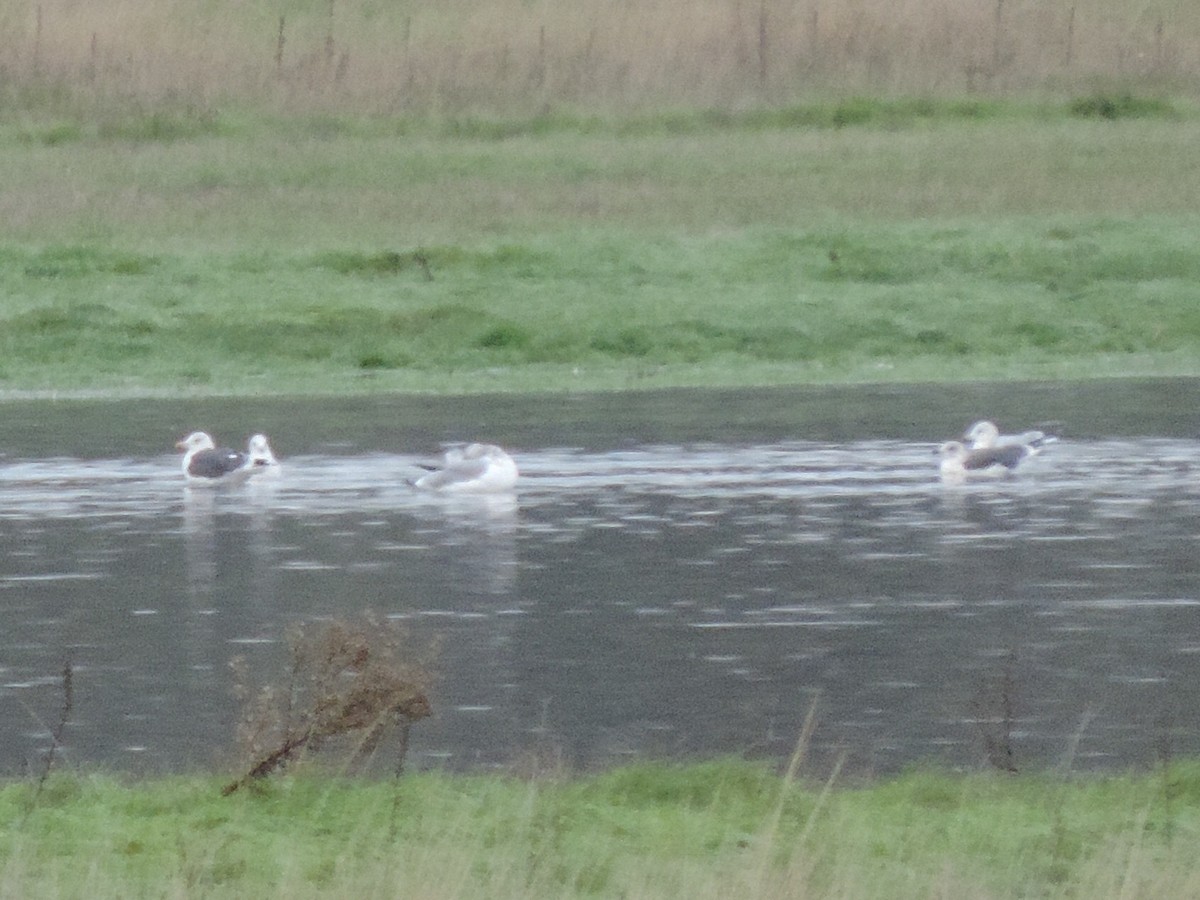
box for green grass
[5,94,1180,148]
[2,10,1200,400]
[1,212,1200,396]
[4,760,1200,898]
[6,109,1200,248]
[1,96,1199,398]
[0,100,1198,398]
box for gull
[246,433,282,476]
[176,431,254,483]
[176,432,279,483]
[411,443,518,493]
[963,420,1056,450]
[937,440,1040,484]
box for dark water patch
[2,377,1199,460]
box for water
[2,380,1199,776]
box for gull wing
[188,448,247,478]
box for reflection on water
[2,382,1200,775]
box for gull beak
[175,440,187,451]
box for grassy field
[2,106,1200,397]
[3,7,1199,897]
[0,4,1198,397]
[3,760,1200,898]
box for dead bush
[224,614,433,795]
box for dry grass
[1,0,1198,118]
[225,615,433,794]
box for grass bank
[2,213,1200,397]
[3,106,1200,397]
[4,760,1200,898]
[1,3,1199,398]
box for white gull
[246,433,282,477]
[964,420,1056,450]
[411,443,518,493]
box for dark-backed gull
[937,440,1039,484]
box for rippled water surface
[2,381,1199,775]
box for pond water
[2,380,1199,777]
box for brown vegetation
[0,0,1196,118]
[224,615,433,795]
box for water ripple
[0,438,1194,520]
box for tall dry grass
[1,0,1197,118]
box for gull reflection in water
[182,478,281,603]
[416,493,520,597]
[182,487,218,595]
